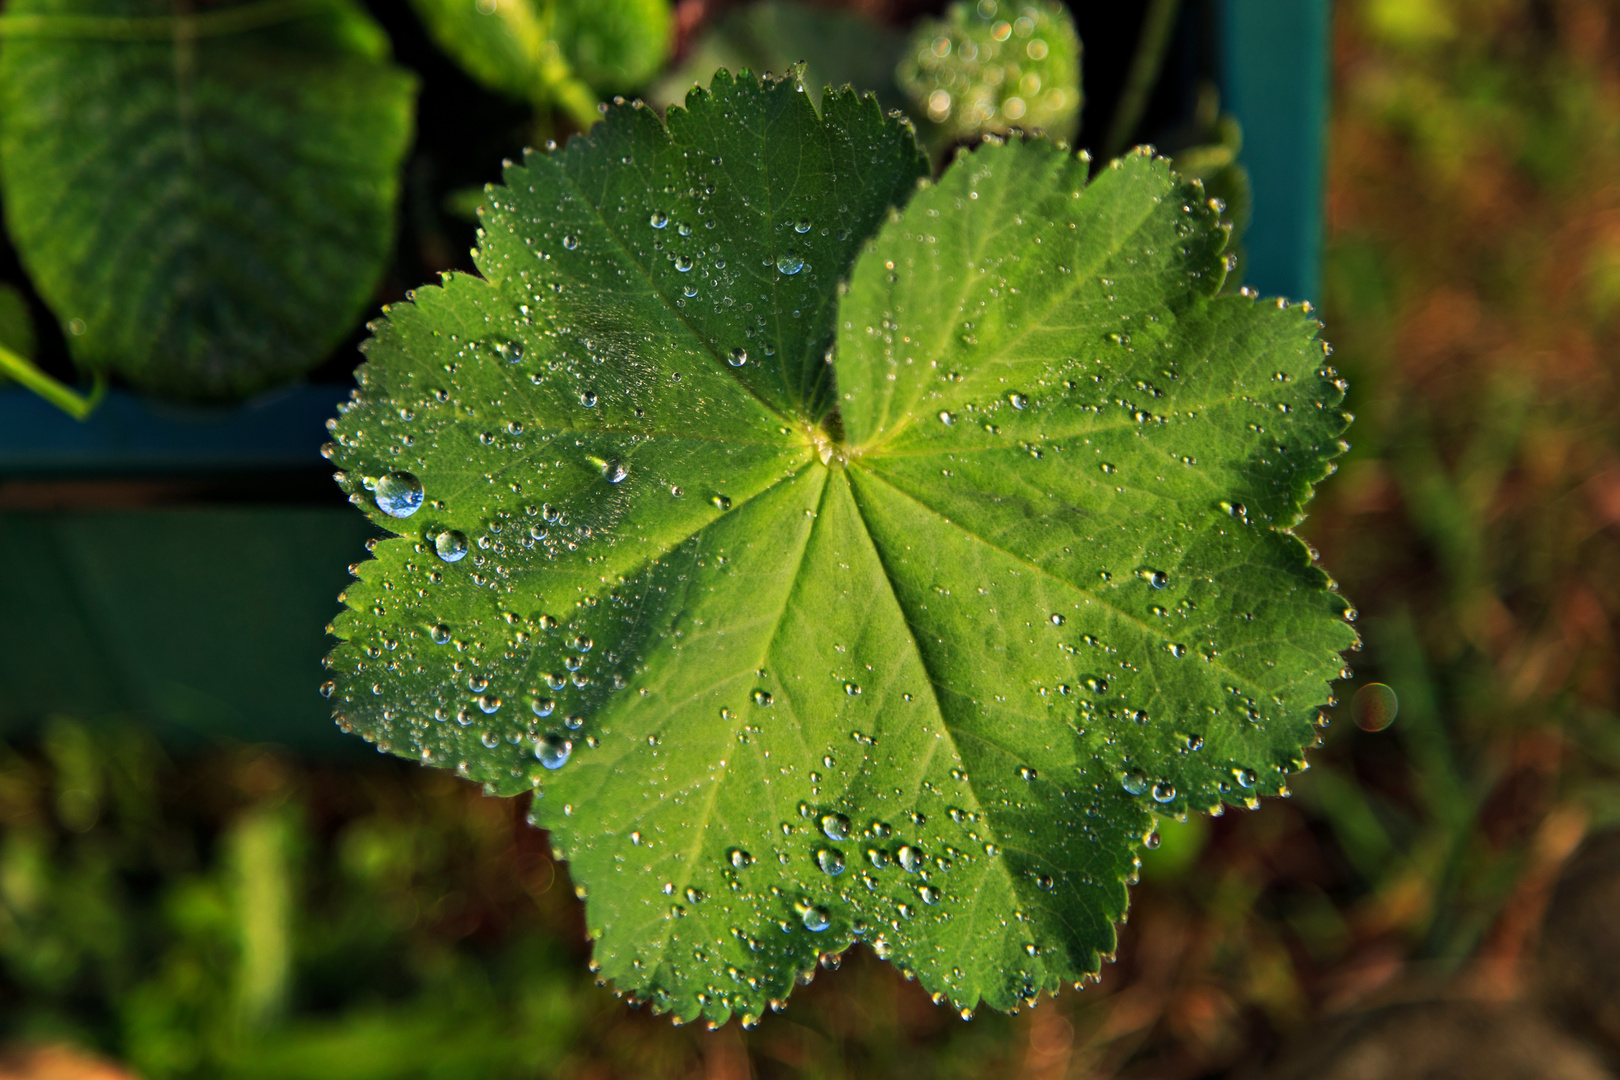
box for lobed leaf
[0,0,417,400]
[325,76,1354,1025]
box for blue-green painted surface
[1221,0,1332,303]
[0,386,346,474]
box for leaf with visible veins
[325,72,1355,1025]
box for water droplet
[821,813,851,841]
[374,472,424,518]
[1050,613,1064,625]
[430,623,452,644]
[1008,392,1028,409]
[1018,766,1037,781]
[711,494,731,511]
[1235,767,1257,789]
[532,697,555,718]
[752,689,773,707]
[794,218,811,233]
[801,906,831,932]
[434,530,469,562]
[1121,772,1149,795]
[1166,643,1186,657]
[537,734,572,769]
[562,235,579,250]
[579,390,598,408]
[675,255,694,272]
[919,885,941,905]
[481,731,500,748]
[602,458,628,483]
[729,848,754,868]
[1352,683,1398,732]
[897,845,923,873]
[844,682,861,697]
[650,210,668,228]
[867,847,890,869]
[776,251,804,275]
[817,848,846,875]
[477,694,501,714]
[728,347,748,367]
[938,411,956,425]
[1151,781,1176,803]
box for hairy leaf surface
[326,75,1354,1024]
[0,0,416,400]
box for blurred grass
[6,0,1620,1076]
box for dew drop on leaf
[434,530,469,562]
[801,906,831,932]
[429,623,451,645]
[820,813,851,841]
[532,697,554,718]
[602,458,628,483]
[897,845,923,873]
[776,251,804,275]
[728,347,748,367]
[374,472,424,518]
[1121,772,1149,796]
[537,734,572,769]
[816,848,846,875]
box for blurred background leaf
[0,0,418,401]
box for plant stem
[1103,0,1183,161]
[0,344,106,421]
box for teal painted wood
[0,385,346,474]
[1221,0,1332,303]
[0,508,377,753]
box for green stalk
[0,343,106,420]
[1103,0,1183,161]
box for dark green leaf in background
[649,0,906,114]
[325,76,1354,1025]
[0,0,417,400]
[410,0,672,126]
[897,0,1081,149]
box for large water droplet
[1151,781,1176,803]
[537,734,572,769]
[434,530,469,562]
[430,623,452,644]
[728,347,748,367]
[817,848,845,875]
[801,906,831,932]
[821,813,851,841]
[374,472,424,518]
[532,697,555,717]
[650,210,669,228]
[776,251,804,275]
[729,848,754,868]
[1121,771,1149,795]
[1352,683,1398,731]
[602,458,628,483]
[897,845,923,873]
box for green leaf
[325,75,1354,1026]
[0,0,417,400]
[649,0,906,113]
[410,0,671,124]
[897,0,1081,149]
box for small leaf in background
[0,282,38,365]
[650,0,906,112]
[410,0,671,125]
[326,76,1353,1025]
[0,0,417,401]
[897,0,1081,149]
